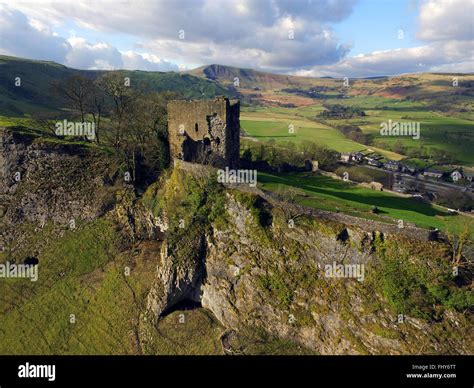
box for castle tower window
[195,123,199,132]
[215,137,221,145]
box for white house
[340,152,351,163]
[450,170,463,182]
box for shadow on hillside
[262,173,448,218]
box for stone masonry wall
[168,97,240,169]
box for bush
[435,189,474,211]
[372,240,472,320]
[445,289,474,311]
[240,140,338,169]
[318,104,366,119]
[371,206,380,214]
[337,125,371,145]
[258,273,294,308]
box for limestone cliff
[143,168,473,355]
[0,127,120,246]
[1,130,471,355]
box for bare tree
[30,112,60,136]
[88,80,106,144]
[117,91,174,183]
[96,72,134,148]
[275,186,304,224]
[52,75,93,122]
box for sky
[0,0,472,77]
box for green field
[297,97,474,166]
[0,115,33,127]
[258,172,473,238]
[331,164,391,186]
[240,117,365,153]
[241,106,405,160]
[360,112,474,166]
[325,96,428,110]
[243,95,474,166]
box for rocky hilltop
[0,128,472,355]
[137,167,473,355]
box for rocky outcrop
[145,180,472,355]
[147,237,206,318]
[2,131,470,355]
[0,127,119,240]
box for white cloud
[295,40,474,78]
[0,5,70,63]
[0,0,472,76]
[0,5,181,72]
[121,51,179,72]
[66,37,123,69]
[1,0,355,72]
[429,61,474,73]
[417,0,474,41]
[295,0,474,77]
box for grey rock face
[146,190,472,355]
[0,129,116,227]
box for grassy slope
[0,218,226,355]
[241,106,407,159]
[258,172,473,237]
[0,213,312,355]
[0,56,78,115]
[124,70,232,99]
[320,96,474,165]
[0,55,233,116]
[363,111,474,166]
[242,97,473,165]
[186,63,324,89]
[241,109,366,153]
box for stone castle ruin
[167,97,240,169]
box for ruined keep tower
[167,97,240,169]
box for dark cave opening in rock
[159,299,202,318]
[23,256,39,266]
[336,228,350,243]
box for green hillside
[0,55,233,116]
[186,63,324,89]
[258,172,473,238]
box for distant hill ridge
[186,63,324,89]
[0,55,473,116]
[0,55,232,116]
